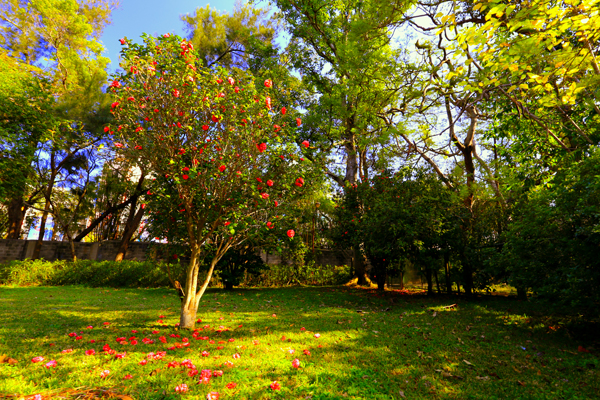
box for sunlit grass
[0,286,598,399]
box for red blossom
[175,384,188,393]
[270,381,281,390]
[264,79,272,88]
[296,117,302,126]
[287,230,295,238]
[218,165,226,172]
[281,107,287,115]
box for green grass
[0,286,598,399]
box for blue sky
[100,0,238,71]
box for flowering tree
[107,33,308,329]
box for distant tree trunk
[399,271,404,290]
[516,287,527,301]
[32,200,51,259]
[444,253,452,294]
[224,280,234,290]
[33,157,59,258]
[66,230,77,262]
[425,266,434,296]
[115,203,145,261]
[375,265,386,291]
[434,268,441,294]
[73,193,140,242]
[7,197,27,239]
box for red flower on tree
[287,230,295,238]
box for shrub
[0,259,188,288]
[0,259,351,288]
[243,263,352,287]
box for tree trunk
[516,287,527,301]
[115,204,145,261]
[179,245,223,330]
[462,259,474,295]
[434,268,441,294]
[73,194,140,242]
[352,247,368,285]
[66,230,77,262]
[7,197,27,239]
[179,301,198,330]
[375,265,386,291]
[400,271,404,290]
[444,253,452,295]
[425,267,434,296]
[32,199,51,259]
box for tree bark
[444,252,452,294]
[352,247,368,285]
[425,266,434,296]
[32,199,51,259]
[7,197,27,239]
[73,193,140,241]
[115,203,145,261]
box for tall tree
[0,0,116,239]
[0,51,52,239]
[274,0,417,284]
[181,1,281,71]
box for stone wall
[0,239,353,266]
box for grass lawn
[0,285,598,399]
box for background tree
[0,0,116,240]
[181,1,281,71]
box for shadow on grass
[0,285,598,399]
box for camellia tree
[108,33,309,329]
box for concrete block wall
[0,239,352,266]
[0,239,28,263]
